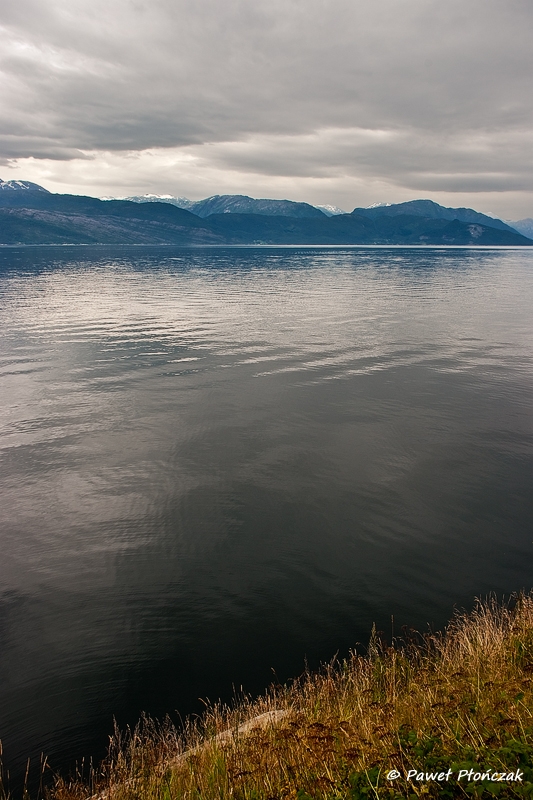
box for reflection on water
[0,246,532,784]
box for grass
[4,594,533,799]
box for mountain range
[0,180,531,246]
[119,193,333,218]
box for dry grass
[5,594,533,799]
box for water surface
[1,246,532,784]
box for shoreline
[6,594,532,800]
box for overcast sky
[1,0,532,217]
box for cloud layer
[1,0,532,215]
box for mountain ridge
[187,194,326,218]
[0,181,531,246]
[352,199,517,233]
[115,193,328,218]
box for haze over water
[0,246,532,784]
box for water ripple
[0,246,532,785]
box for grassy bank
[5,594,533,799]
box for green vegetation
[5,595,533,799]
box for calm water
[1,246,532,785]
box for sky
[0,0,532,218]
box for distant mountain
[508,218,533,239]
[187,194,326,218]
[352,199,517,234]
[111,193,339,219]
[116,194,195,210]
[0,186,531,246]
[314,204,346,216]
[0,179,50,193]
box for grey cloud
[404,174,533,193]
[193,126,533,194]
[0,0,532,201]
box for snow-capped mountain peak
[0,179,49,192]
[103,194,195,210]
[314,204,346,216]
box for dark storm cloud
[0,0,532,199]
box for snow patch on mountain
[314,204,346,216]
[0,179,49,192]
[103,194,195,209]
